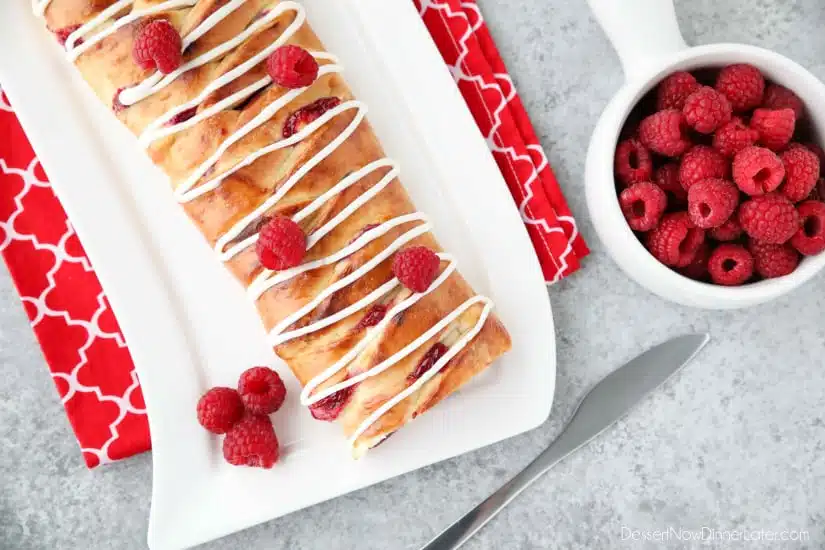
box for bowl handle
[587,0,688,83]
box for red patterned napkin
[0,0,587,468]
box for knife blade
[420,333,710,550]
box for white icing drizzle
[173,64,346,203]
[34,0,497,451]
[32,0,52,17]
[268,222,432,346]
[214,100,367,261]
[347,296,494,447]
[300,254,459,406]
[247,212,427,301]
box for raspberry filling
[309,385,354,421]
[112,87,128,114]
[349,223,379,244]
[283,97,342,139]
[355,304,388,331]
[167,106,197,126]
[54,25,82,47]
[407,342,449,383]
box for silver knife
[420,333,710,550]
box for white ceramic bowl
[585,0,825,309]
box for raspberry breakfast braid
[34,0,511,458]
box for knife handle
[420,420,583,550]
[420,334,710,550]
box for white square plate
[0,0,556,548]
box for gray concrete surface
[2,1,825,548]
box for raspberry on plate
[392,246,441,292]
[132,20,182,75]
[762,84,804,119]
[619,182,667,232]
[614,138,653,186]
[639,109,691,157]
[750,108,796,151]
[679,145,729,191]
[256,216,306,270]
[732,146,785,196]
[780,144,820,203]
[712,118,759,158]
[654,163,687,202]
[647,212,705,267]
[682,86,732,134]
[238,366,287,415]
[678,241,711,281]
[790,200,825,255]
[656,71,700,111]
[687,178,739,229]
[708,244,754,286]
[283,96,342,138]
[223,415,280,469]
[197,387,244,435]
[267,45,319,89]
[709,217,743,242]
[738,193,800,244]
[750,241,800,278]
[715,64,765,112]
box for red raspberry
[266,45,319,89]
[709,217,743,241]
[654,163,687,202]
[392,246,441,292]
[283,97,342,138]
[804,142,825,167]
[408,342,449,382]
[237,366,287,415]
[256,216,306,270]
[750,241,800,278]
[679,145,729,191]
[762,84,804,119]
[779,144,820,203]
[790,200,825,255]
[132,20,182,75]
[750,108,795,151]
[809,178,825,201]
[53,24,82,47]
[647,212,706,267]
[708,244,754,286]
[682,86,732,134]
[656,71,700,111]
[732,146,785,196]
[714,64,765,112]
[309,385,354,421]
[687,178,739,229]
[619,182,667,232]
[614,138,653,186]
[738,193,800,244]
[712,118,759,158]
[678,241,711,281]
[639,110,691,157]
[223,415,280,468]
[197,387,243,435]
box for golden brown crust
[40,0,511,456]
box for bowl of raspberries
[587,53,825,308]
